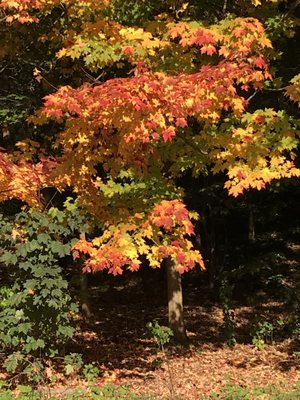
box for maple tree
[1,0,300,341]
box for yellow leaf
[124,246,138,259]
[252,0,261,6]
[185,98,193,107]
[56,48,67,58]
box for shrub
[0,201,88,377]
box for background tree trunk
[166,258,188,345]
[79,232,93,321]
[79,273,93,321]
[248,203,256,241]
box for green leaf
[0,252,18,265]
[4,352,24,372]
[37,233,51,244]
[65,364,74,375]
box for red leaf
[162,126,176,142]
[254,56,268,69]
[122,46,134,56]
[175,118,188,128]
[254,115,265,124]
[200,44,217,56]
[237,170,247,179]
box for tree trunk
[79,273,93,321]
[248,204,255,241]
[79,232,93,321]
[166,258,188,345]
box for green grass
[0,382,154,400]
[204,380,300,400]
[1,381,300,400]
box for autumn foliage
[1,0,300,275]
[73,200,204,275]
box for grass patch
[1,381,300,399]
[0,382,152,400]
[205,380,300,399]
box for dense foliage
[0,200,90,375]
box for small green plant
[251,320,274,349]
[64,353,84,376]
[63,355,100,382]
[3,353,47,384]
[90,384,131,399]
[209,382,250,400]
[220,277,236,346]
[82,363,100,383]
[0,385,40,400]
[146,321,173,348]
[146,321,174,399]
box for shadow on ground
[67,275,299,380]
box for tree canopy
[0,0,299,274]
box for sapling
[146,321,175,400]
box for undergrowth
[205,380,300,400]
[0,381,300,399]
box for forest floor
[1,238,300,399]
[34,262,298,400]
[65,300,299,399]
[64,238,300,399]
[1,292,299,399]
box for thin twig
[0,64,8,74]
[80,67,105,84]
[179,134,208,156]
[246,91,258,102]
[40,76,58,91]
[263,87,285,92]
[43,189,59,210]
[285,0,300,16]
